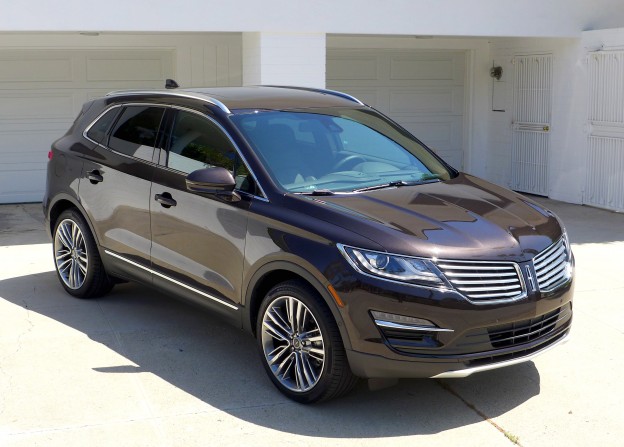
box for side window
[167,111,256,194]
[86,107,120,144]
[108,106,164,161]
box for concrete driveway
[1,199,623,446]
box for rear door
[79,104,165,281]
[149,108,252,317]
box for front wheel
[52,208,113,298]
[257,280,357,403]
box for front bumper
[331,256,574,379]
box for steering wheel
[331,155,368,171]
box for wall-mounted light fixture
[490,65,503,81]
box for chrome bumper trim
[431,331,571,379]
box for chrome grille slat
[452,277,520,285]
[532,237,570,292]
[435,260,524,303]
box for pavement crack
[436,379,522,446]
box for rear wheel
[257,280,357,403]
[53,209,113,298]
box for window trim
[161,106,269,201]
[82,103,269,201]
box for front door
[511,54,553,196]
[150,109,250,316]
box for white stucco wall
[1,0,623,37]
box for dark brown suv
[44,86,574,403]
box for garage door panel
[327,55,379,81]
[86,52,173,82]
[390,54,463,82]
[0,128,68,154]
[0,51,74,83]
[0,169,46,203]
[0,91,77,120]
[388,86,463,115]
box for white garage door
[327,49,465,169]
[0,49,174,203]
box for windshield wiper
[353,177,440,193]
[296,189,335,196]
[353,180,411,193]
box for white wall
[485,38,586,203]
[243,33,326,88]
[1,1,623,38]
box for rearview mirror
[185,167,241,202]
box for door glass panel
[108,106,164,161]
[167,111,256,194]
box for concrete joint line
[436,379,522,446]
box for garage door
[0,49,174,203]
[327,49,465,169]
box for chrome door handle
[87,170,103,184]
[154,193,177,208]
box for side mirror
[185,167,241,202]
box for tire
[256,280,358,403]
[52,208,113,298]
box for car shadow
[0,271,541,438]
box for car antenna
[165,79,179,89]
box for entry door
[511,54,553,196]
[584,50,624,212]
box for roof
[106,85,364,113]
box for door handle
[154,193,177,208]
[87,170,103,184]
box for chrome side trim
[431,331,571,379]
[104,250,239,311]
[263,85,365,105]
[105,90,232,114]
[374,320,454,333]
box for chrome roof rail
[105,90,232,114]
[264,85,365,105]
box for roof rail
[264,85,365,105]
[105,90,231,114]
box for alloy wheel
[261,295,326,392]
[54,218,89,290]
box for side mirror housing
[185,167,241,202]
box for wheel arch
[243,261,352,351]
[47,194,100,246]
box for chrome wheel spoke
[54,219,89,290]
[261,295,325,393]
[263,319,290,342]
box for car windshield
[230,108,454,193]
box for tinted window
[108,106,164,161]
[167,111,256,193]
[86,107,120,144]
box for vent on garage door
[585,50,624,212]
[511,54,553,196]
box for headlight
[338,245,444,286]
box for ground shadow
[0,271,542,438]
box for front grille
[533,237,570,292]
[435,260,524,302]
[488,307,567,348]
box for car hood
[291,174,562,262]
